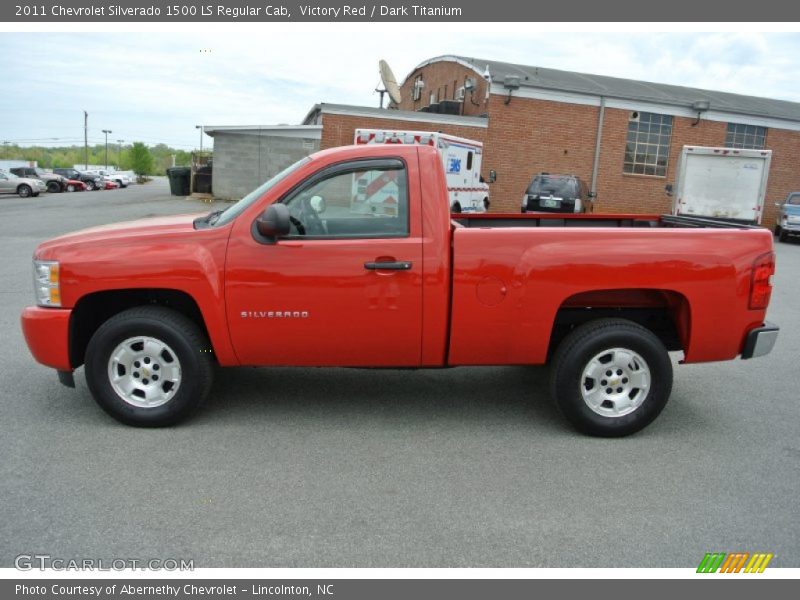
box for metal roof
[414,55,800,123]
[303,103,488,128]
[203,125,321,138]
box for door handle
[364,261,413,271]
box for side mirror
[256,204,290,239]
[665,183,673,197]
[488,170,497,184]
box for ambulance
[354,129,491,213]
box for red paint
[21,144,776,374]
[21,307,72,370]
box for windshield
[787,194,800,205]
[527,175,580,198]
[213,156,312,227]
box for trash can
[166,167,191,196]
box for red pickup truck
[21,144,779,436]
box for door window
[282,160,409,238]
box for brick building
[304,55,800,227]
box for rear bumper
[741,322,779,359]
[20,306,72,371]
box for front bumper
[781,221,800,232]
[741,322,779,359]
[20,306,72,371]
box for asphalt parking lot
[1,180,798,568]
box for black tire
[483,197,490,211]
[46,181,61,193]
[774,225,782,237]
[779,230,788,243]
[116,180,127,188]
[549,318,673,437]
[85,181,96,191]
[451,202,462,213]
[17,184,32,198]
[85,306,214,427]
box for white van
[354,129,490,213]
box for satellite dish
[377,59,402,108]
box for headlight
[33,260,60,307]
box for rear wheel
[451,202,462,213]
[550,318,673,437]
[46,181,61,193]
[85,306,214,427]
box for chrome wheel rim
[580,347,650,417]
[107,336,182,408]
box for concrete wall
[211,132,320,200]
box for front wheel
[85,306,214,426]
[549,318,673,437]
[46,181,61,193]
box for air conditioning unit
[455,87,465,101]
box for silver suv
[0,169,46,198]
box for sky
[1,29,800,151]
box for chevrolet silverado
[21,144,779,436]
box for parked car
[86,169,130,188]
[522,173,594,213]
[10,167,66,193]
[63,179,87,192]
[21,144,778,436]
[0,169,46,198]
[102,180,120,190]
[774,192,800,242]
[53,168,103,191]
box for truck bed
[453,213,762,229]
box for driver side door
[225,157,424,367]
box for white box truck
[671,146,772,224]
[354,129,491,213]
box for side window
[466,151,473,171]
[282,161,409,239]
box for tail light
[749,252,775,310]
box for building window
[725,123,766,149]
[623,111,673,177]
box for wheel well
[69,289,209,368]
[549,289,690,359]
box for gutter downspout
[590,97,605,198]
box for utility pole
[117,140,124,170]
[102,130,112,170]
[196,125,203,153]
[83,111,88,170]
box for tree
[129,142,154,176]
